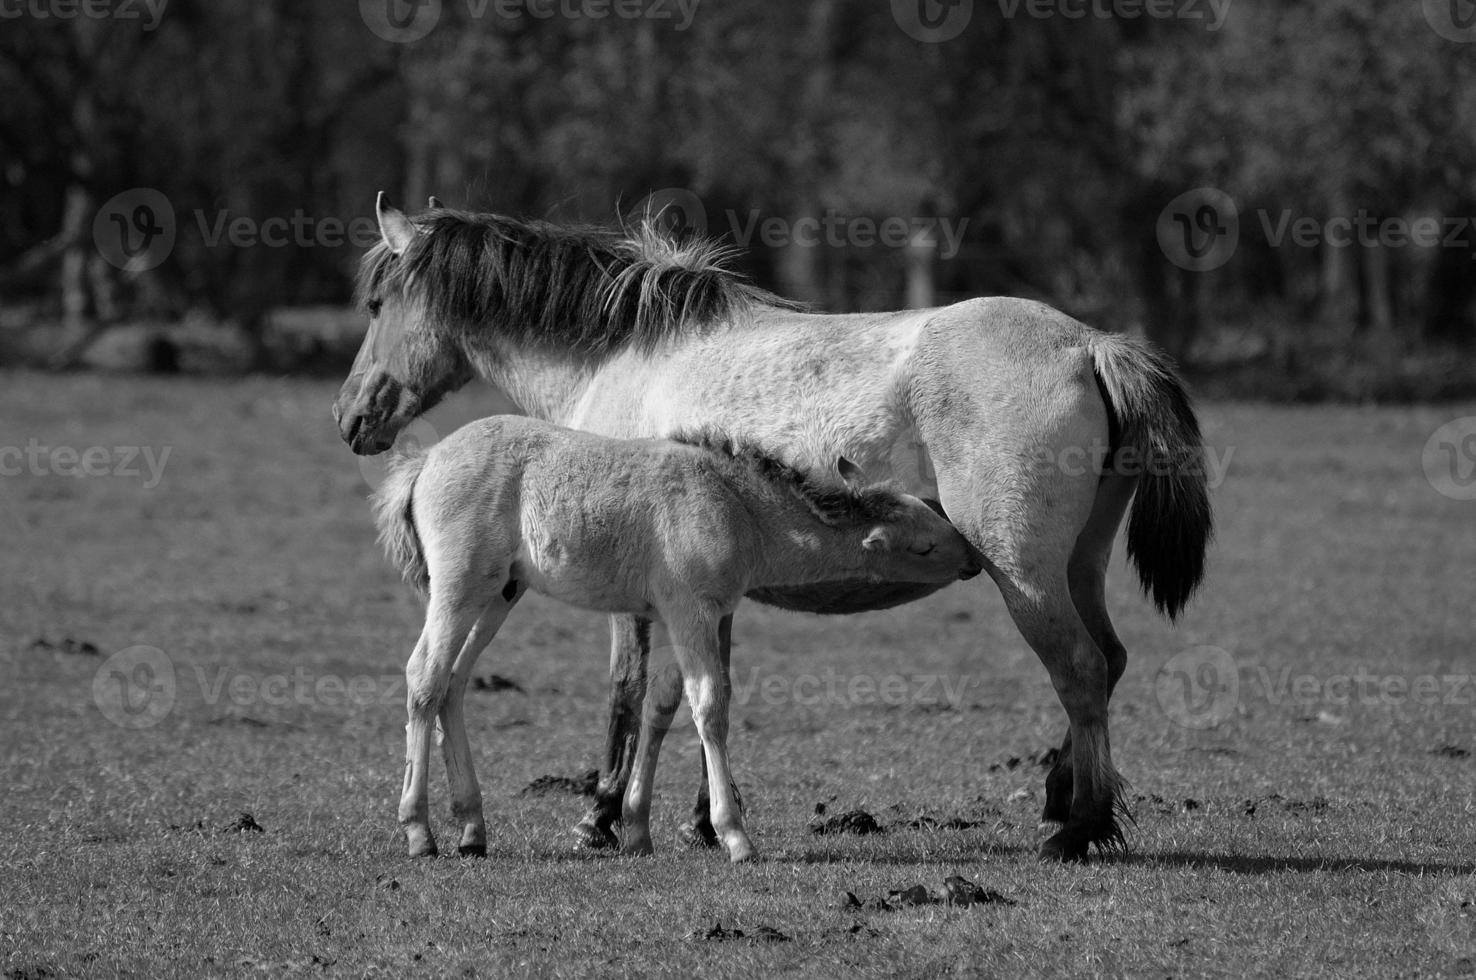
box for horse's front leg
[573,615,650,850]
[677,615,734,849]
[671,613,755,863]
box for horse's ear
[428,195,443,209]
[377,191,419,256]
[836,456,865,485]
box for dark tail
[371,448,431,594]
[1086,333,1213,620]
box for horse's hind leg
[1044,474,1136,826]
[998,573,1125,861]
[439,586,523,857]
[401,594,484,858]
[573,615,650,850]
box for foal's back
[416,416,757,616]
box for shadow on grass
[1124,851,1476,876]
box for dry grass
[2,371,1474,978]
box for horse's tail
[371,449,430,594]
[1086,333,1213,620]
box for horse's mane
[355,208,803,356]
[672,429,907,528]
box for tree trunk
[1316,191,1356,333]
[776,208,827,306]
[1424,200,1476,345]
[906,225,938,309]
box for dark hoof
[1037,830,1089,863]
[676,819,719,849]
[572,819,620,851]
[458,843,486,858]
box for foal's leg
[620,658,684,856]
[573,615,651,849]
[1044,474,1136,826]
[677,615,734,849]
[670,614,755,863]
[439,586,523,856]
[400,593,485,858]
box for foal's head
[687,434,983,583]
[826,458,983,583]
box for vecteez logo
[628,187,709,238]
[892,0,974,42]
[93,646,177,729]
[360,0,442,42]
[1157,187,1239,272]
[1154,645,1239,729]
[1423,0,1476,42]
[93,189,176,272]
[1423,417,1476,501]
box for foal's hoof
[406,836,439,859]
[676,819,719,849]
[620,837,654,858]
[726,840,758,864]
[572,818,620,851]
[1037,830,1089,864]
[458,842,487,858]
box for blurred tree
[2,0,1473,377]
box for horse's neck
[468,341,594,422]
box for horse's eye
[367,298,383,318]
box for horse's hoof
[458,842,486,858]
[572,819,620,851]
[676,819,719,849]
[726,841,758,863]
[1037,831,1088,863]
[407,837,439,859]
[620,838,655,857]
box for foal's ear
[376,191,419,257]
[836,456,865,485]
[427,195,444,209]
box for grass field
[2,369,1474,978]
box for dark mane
[671,429,907,527]
[355,208,802,356]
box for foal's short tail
[371,449,431,594]
[1086,333,1213,620]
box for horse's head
[334,194,473,456]
[839,458,983,583]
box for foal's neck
[746,488,873,588]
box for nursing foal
[372,414,979,862]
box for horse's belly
[745,580,950,615]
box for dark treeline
[4,0,1475,394]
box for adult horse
[334,194,1213,862]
